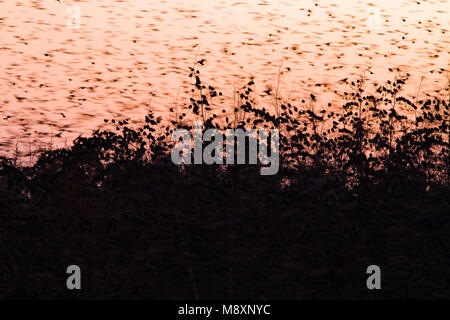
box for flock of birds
[0,0,448,159]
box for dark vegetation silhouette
[0,64,449,299]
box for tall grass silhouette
[0,64,449,299]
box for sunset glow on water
[0,0,448,159]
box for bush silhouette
[0,65,449,299]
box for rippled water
[0,0,448,159]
